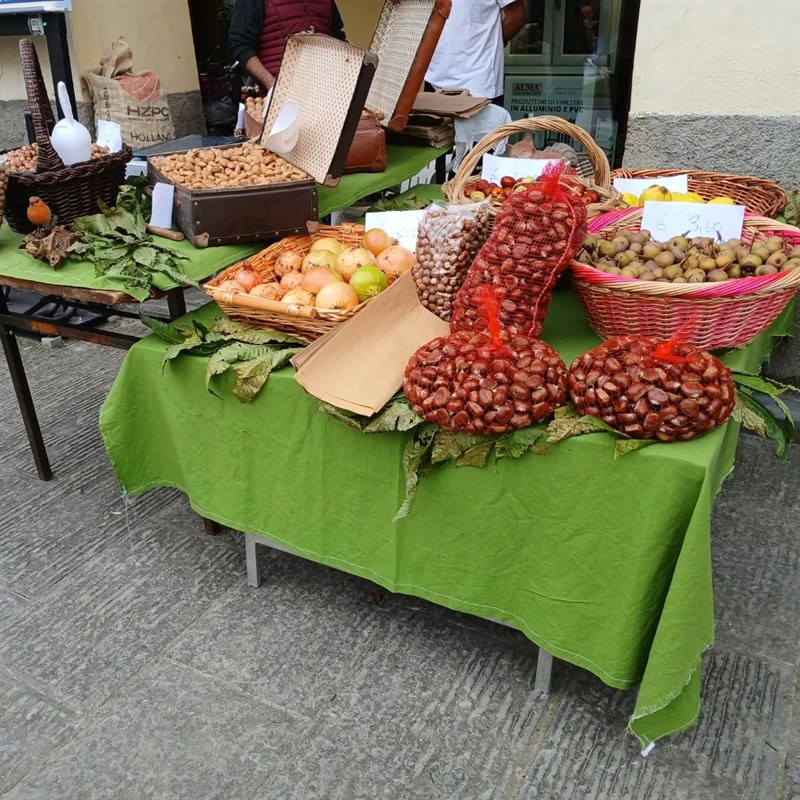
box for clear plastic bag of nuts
[413,202,491,322]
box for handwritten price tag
[612,174,688,195]
[480,154,561,183]
[641,201,745,242]
[364,210,429,252]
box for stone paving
[0,302,798,800]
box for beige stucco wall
[337,0,383,49]
[0,0,198,102]
[630,0,800,116]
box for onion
[275,251,302,277]
[302,249,338,273]
[280,271,303,291]
[376,246,415,284]
[335,247,376,281]
[249,283,283,300]
[218,279,245,293]
[310,237,344,256]
[301,267,341,295]
[235,266,261,293]
[315,282,360,310]
[362,228,395,257]
[281,289,315,307]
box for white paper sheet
[149,182,175,230]
[480,153,561,183]
[641,201,745,241]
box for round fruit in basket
[568,335,735,442]
[335,247,376,281]
[310,237,344,256]
[349,265,388,302]
[302,250,338,273]
[315,282,359,310]
[577,229,800,283]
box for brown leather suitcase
[343,109,387,174]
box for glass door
[506,0,554,68]
[552,0,616,68]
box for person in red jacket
[229,0,347,92]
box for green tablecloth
[99,289,793,747]
[0,144,448,300]
[318,145,449,218]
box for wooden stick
[147,225,185,241]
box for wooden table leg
[245,533,263,588]
[166,288,187,321]
[0,293,52,481]
[202,517,220,536]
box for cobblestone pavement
[0,302,797,800]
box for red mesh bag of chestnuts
[568,334,736,442]
[450,161,587,339]
[404,286,567,435]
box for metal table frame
[243,532,555,698]
[0,278,187,481]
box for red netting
[403,286,567,434]
[449,162,587,338]
[567,335,736,442]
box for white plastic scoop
[264,99,300,155]
[50,81,92,166]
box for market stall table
[98,288,794,748]
[0,142,449,477]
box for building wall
[337,0,382,48]
[0,0,204,151]
[623,0,800,186]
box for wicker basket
[4,38,131,234]
[570,207,800,350]
[205,223,375,342]
[610,168,787,218]
[444,116,622,219]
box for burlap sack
[83,38,175,147]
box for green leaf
[394,425,438,521]
[363,397,424,433]
[732,371,800,398]
[151,261,201,291]
[231,348,300,403]
[431,430,482,464]
[210,319,307,346]
[578,415,621,435]
[133,246,158,268]
[614,439,655,458]
[495,426,544,459]
[140,314,188,344]
[735,388,789,459]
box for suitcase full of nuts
[147,35,377,247]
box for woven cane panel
[260,35,367,184]
[366,0,435,121]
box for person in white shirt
[425,0,527,106]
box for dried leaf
[431,430,481,464]
[231,348,300,403]
[394,425,438,521]
[317,402,366,431]
[363,397,424,433]
[732,399,768,438]
[495,426,544,459]
[211,319,306,346]
[614,439,655,458]
[546,413,610,445]
[454,441,493,468]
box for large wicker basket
[205,223,374,342]
[4,38,131,234]
[444,116,622,219]
[570,207,800,350]
[610,168,787,217]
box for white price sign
[612,174,689,195]
[364,210,429,252]
[480,154,561,183]
[641,201,746,242]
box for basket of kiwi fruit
[570,207,800,350]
